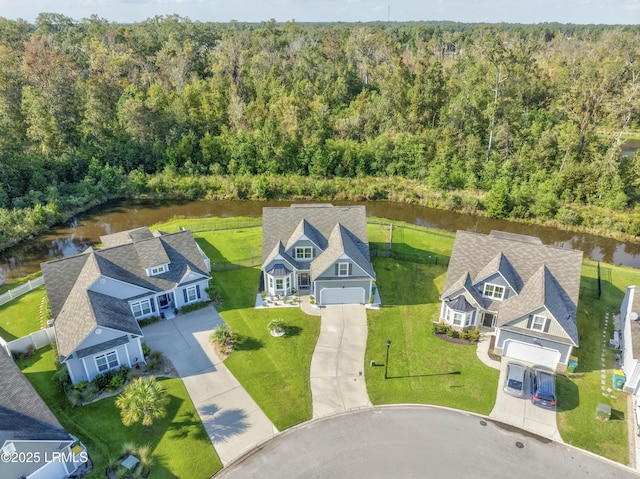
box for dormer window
[148,264,168,276]
[295,247,313,260]
[483,283,505,300]
[530,315,547,332]
[338,262,349,276]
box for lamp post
[384,339,391,380]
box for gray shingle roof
[0,351,70,444]
[442,230,582,345]
[285,219,328,252]
[41,228,209,358]
[262,204,370,265]
[310,223,375,280]
[134,237,171,269]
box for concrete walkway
[141,306,278,466]
[307,303,372,419]
[476,331,501,370]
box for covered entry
[503,339,560,370]
[319,287,365,305]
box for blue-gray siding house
[440,230,583,371]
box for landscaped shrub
[206,280,223,304]
[466,328,480,342]
[138,316,160,327]
[52,365,71,390]
[268,318,286,336]
[432,322,448,334]
[141,342,151,357]
[107,374,126,392]
[180,301,208,314]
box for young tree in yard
[115,376,170,427]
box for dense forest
[0,14,639,250]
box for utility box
[596,403,612,420]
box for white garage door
[320,287,365,305]
[503,340,561,370]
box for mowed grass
[366,257,499,414]
[18,347,221,479]
[212,267,320,430]
[556,259,640,464]
[0,284,46,340]
[366,221,500,413]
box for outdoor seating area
[255,292,300,309]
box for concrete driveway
[142,306,278,466]
[490,359,562,442]
[309,304,371,418]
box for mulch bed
[433,332,478,346]
[487,334,502,362]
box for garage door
[319,287,365,305]
[503,340,561,370]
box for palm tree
[115,376,170,427]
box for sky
[1,0,639,25]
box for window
[275,278,284,290]
[483,283,505,300]
[338,263,349,276]
[186,286,198,303]
[445,307,466,326]
[531,315,547,332]
[268,277,274,289]
[95,351,119,373]
[131,299,152,318]
[149,264,166,276]
[295,247,312,260]
[465,312,476,327]
[451,312,464,326]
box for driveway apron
[142,306,278,466]
[490,359,562,442]
[309,304,372,418]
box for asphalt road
[215,406,639,479]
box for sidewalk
[142,307,278,466]
[476,331,501,370]
[308,304,372,418]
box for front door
[482,313,495,328]
[158,293,173,308]
[298,272,310,289]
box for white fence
[0,327,55,355]
[0,276,45,307]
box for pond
[1,198,639,284]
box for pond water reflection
[1,198,639,284]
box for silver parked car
[504,362,528,398]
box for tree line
[0,14,639,250]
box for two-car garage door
[319,287,365,305]
[503,340,561,370]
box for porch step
[163,309,176,320]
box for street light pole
[384,339,391,380]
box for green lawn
[0,271,43,295]
[0,284,46,340]
[366,257,499,414]
[556,259,640,464]
[18,347,222,479]
[213,267,320,430]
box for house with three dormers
[440,230,583,372]
[261,204,376,306]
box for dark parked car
[531,366,557,410]
[504,362,527,398]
